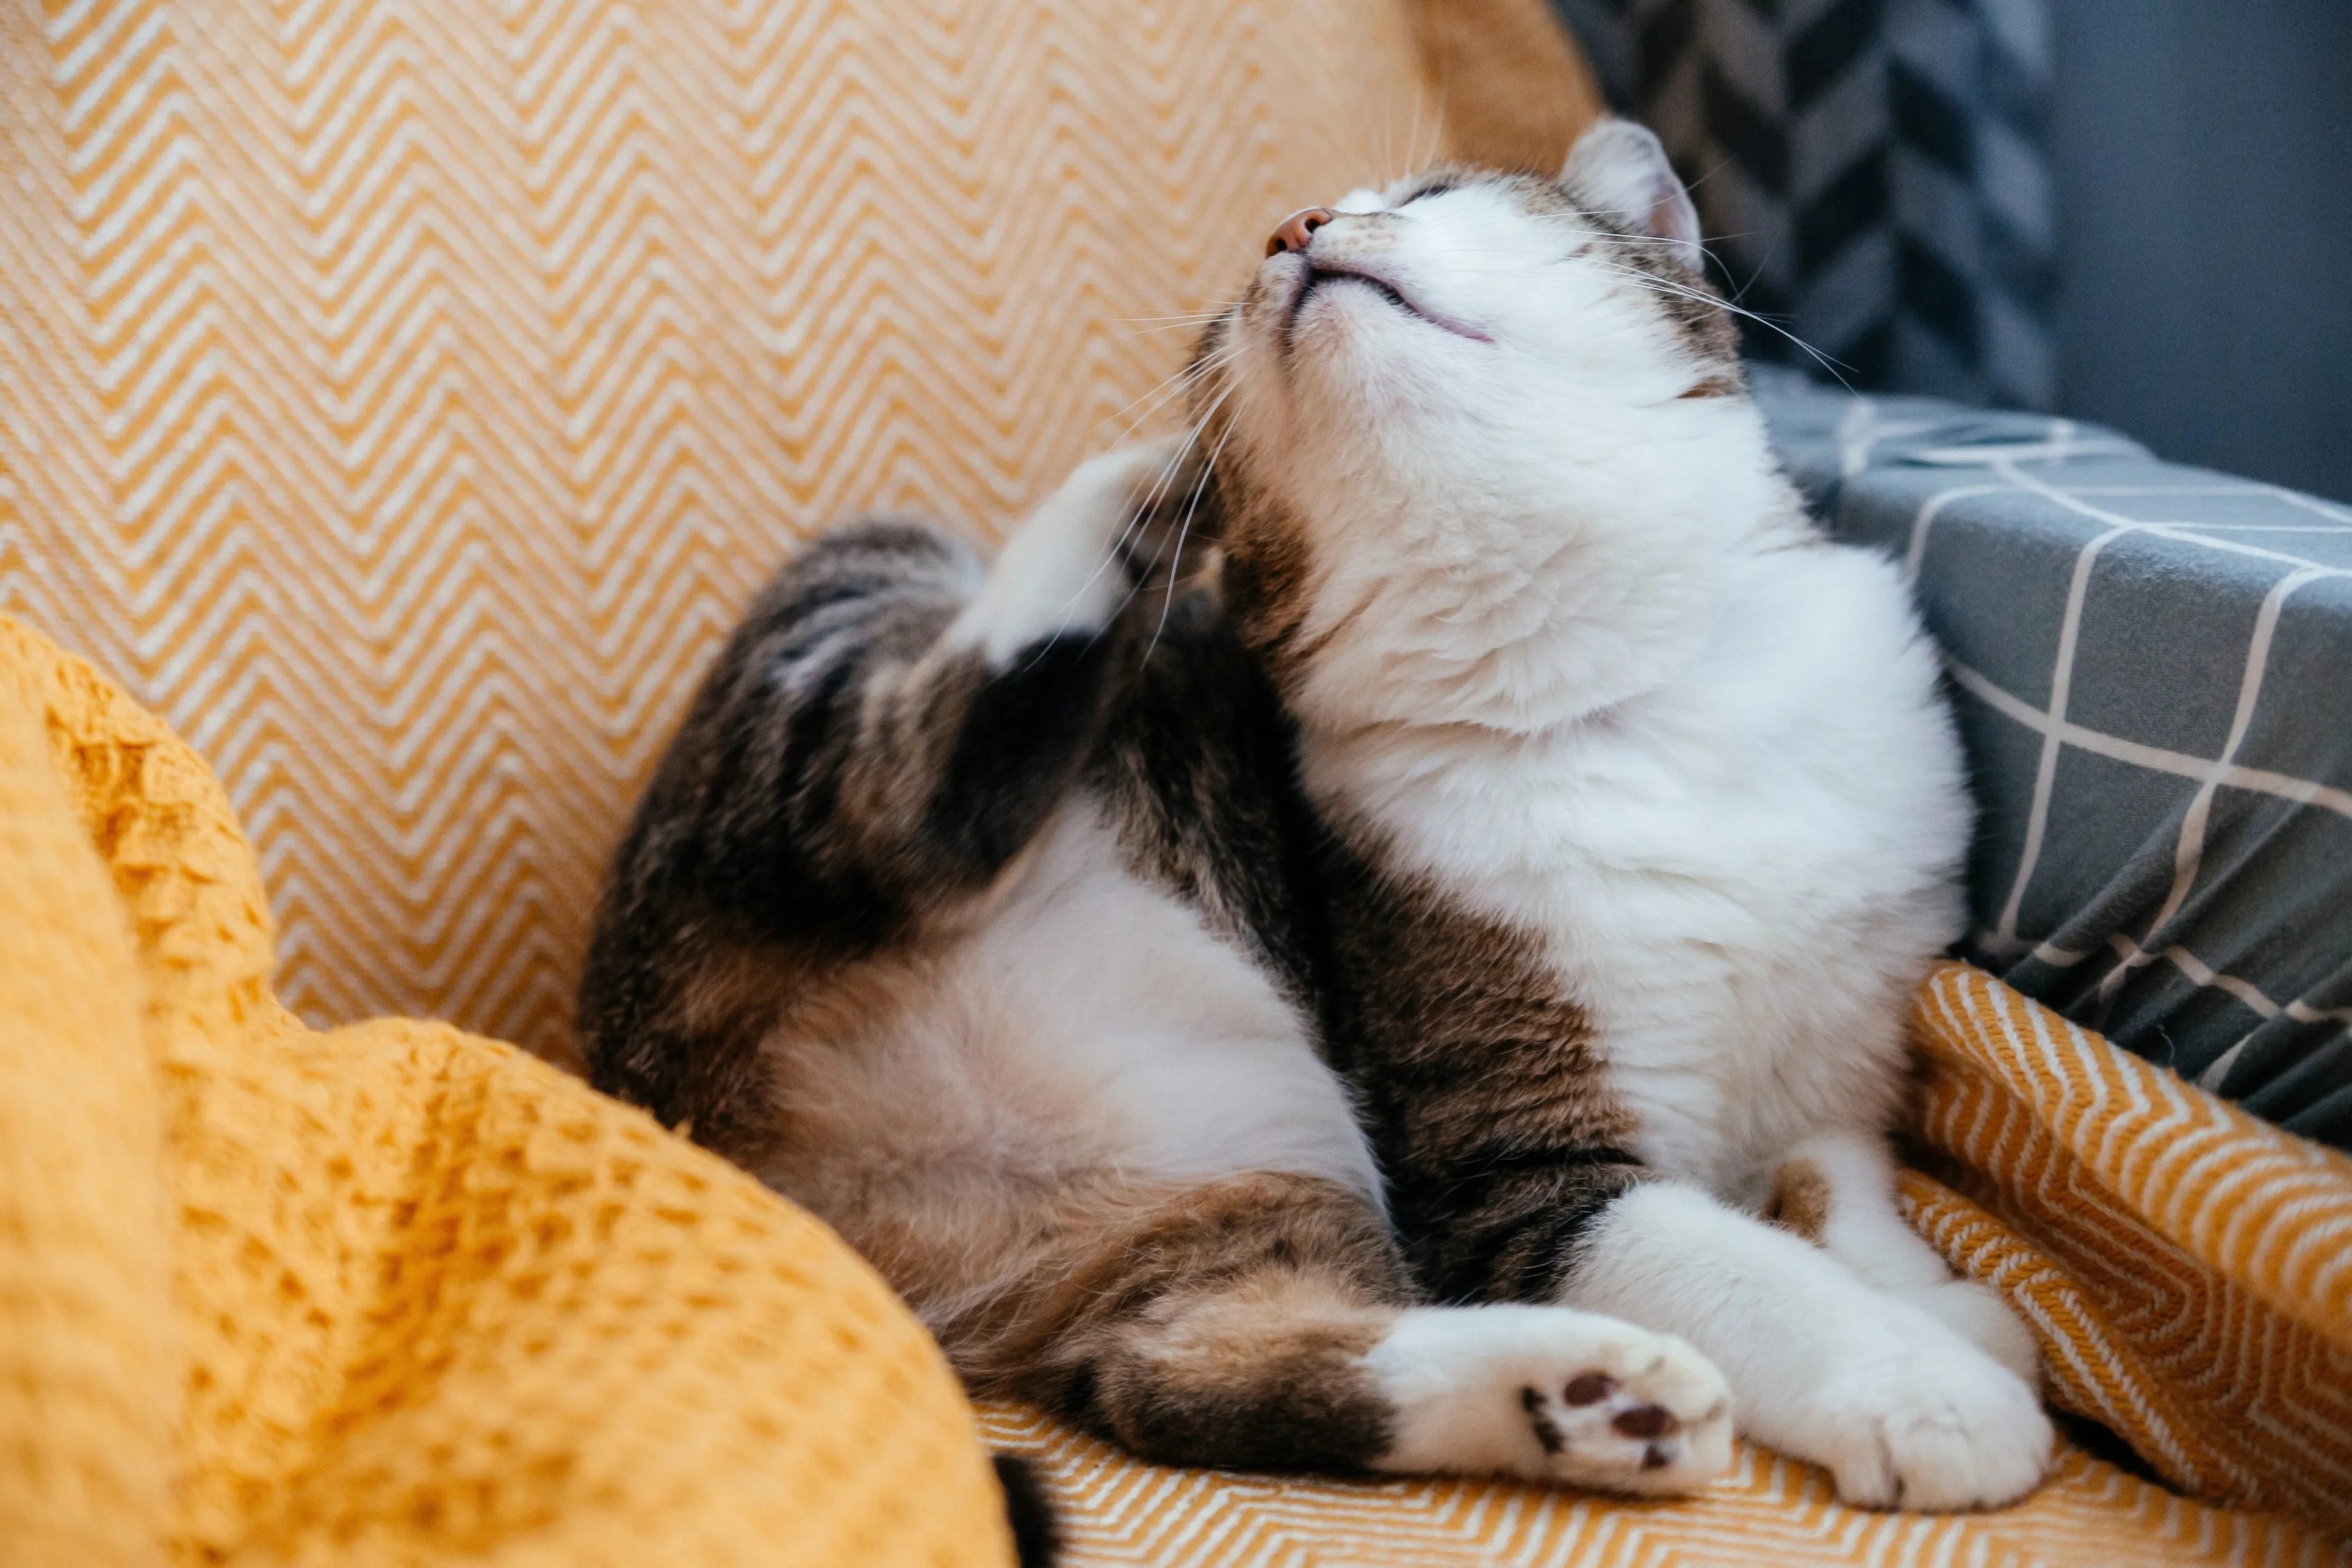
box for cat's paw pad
[1366,1305,1732,1497]
[1518,1341,1734,1495]
[1809,1345,2052,1511]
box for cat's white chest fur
[1299,538,1970,1199]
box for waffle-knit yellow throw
[0,611,1010,1567]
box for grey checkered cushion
[1752,367,2352,1150]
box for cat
[1188,118,2052,1511]
[579,117,2051,1511]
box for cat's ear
[1561,118,1702,261]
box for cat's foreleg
[1563,1181,2053,1510]
[1767,1130,2041,1392]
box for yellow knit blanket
[0,612,1011,1567]
[5,610,2347,1566]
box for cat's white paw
[1799,1324,2052,1510]
[1365,1305,1733,1496]
[948,436,1193,663]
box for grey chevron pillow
[1550,0,2057,412]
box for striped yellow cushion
[977,1406,2334,1566]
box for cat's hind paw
[947,436,1196,664]
[1366,1305,1733,1496]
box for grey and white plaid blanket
[1753,368,2352,1150]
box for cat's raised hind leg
[580,439,1192,1156]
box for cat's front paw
[1366,1305,1733,1496]
[1907,1278,2043,1395]
[1803,1331,2052,1510]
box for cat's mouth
[1284,259,1488,344]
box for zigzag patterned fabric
[0,0,1449,1062]
[1552,0,2058,409]
[1900,964,2352,1528]
[977,1409,2340,1567]
[979,964,2352,1562]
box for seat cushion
[978,964,2352,1558]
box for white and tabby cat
[581,118,2051,1511]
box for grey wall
[2050,0,2352,501]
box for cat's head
[1188,118,1793,732]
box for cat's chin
[1288,264,1489,344]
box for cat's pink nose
[1267,207,1334,257]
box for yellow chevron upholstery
[1901,964,2352,1527]
[0,0,1455,1063]
[976,1410,2337,1567]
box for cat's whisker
[1098,362,1210,435]
[1142,388,1239,664]
[1117,320,1229,338]
[1108,355,1235,448]
[1586,257,1853,388]
[1097,344,1238,440]
[1109,313,1226,330]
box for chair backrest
[0,0,1598,1061]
